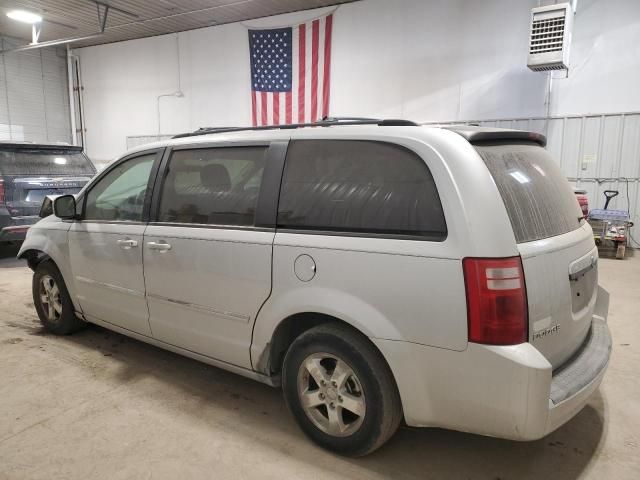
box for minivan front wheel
[33,261,85,335]
[282,323,402,456]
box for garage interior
[1,0,639,478]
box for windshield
[0,150,96,175]
[474,142,583,243]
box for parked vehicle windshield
[0,150,95,175]
[474,142,583,243]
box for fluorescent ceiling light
[6,10,42,24]
[54,157,67,165]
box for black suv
[0,142,96,243]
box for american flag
[248,13,333,126]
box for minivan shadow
[16,317,606,479]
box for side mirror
[53,195,78,220]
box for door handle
[117,238,138,249]
[147,241,172,252]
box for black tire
[32,260,85,335]
[282,323,402,456]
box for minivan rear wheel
[33,261,85,335]
[282,323,402,456]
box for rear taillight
[0,179,4,205]
[576,193,589,218]
[463,256,528,345]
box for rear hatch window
[474,142,583,243]
[0,150,95,176]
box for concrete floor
[0,244,638,480]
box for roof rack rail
[321,116,381,122]
[172,118,420,139]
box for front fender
[250,285,403,371]
[18,219,79,311]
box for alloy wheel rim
[297,352,366,437]
[39,275,62,323]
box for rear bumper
[374,287,611,441]
[0,212,39,242]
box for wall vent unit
[527,3,573,72]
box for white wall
[75,0,640,163]
[550,0,640,116]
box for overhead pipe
[157,34,185,137]
[66,49,87,150]
[66,45,77,146]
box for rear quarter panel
[255,234,467,348]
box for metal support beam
[96,3,109,32]
[91,1,139,19]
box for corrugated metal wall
[0,36,71,144]
[435,113,640,247]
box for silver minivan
[19,120,611,456]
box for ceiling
[0,0,356,48]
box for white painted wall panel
[561,118,582,177]
[620,116,640,179]
[546,118,564,162]
[599,116,623,178]
[550,0,640,116]
[0,36,71,144]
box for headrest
[200,163,231,191]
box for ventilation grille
[530,16,565,54]
[527,3,572,72]
[528,63,567,72]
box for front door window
[84,154,156,222]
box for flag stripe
[322,14,333,119]
[304,21,312,123]
[273,92,280,125]
[298,23,306,124]
[251,90,257,127]
[261,92,268,126]
[311,19,320,123]
[317,17,325,122]
[285,91,292,124]
[291,26,299,123]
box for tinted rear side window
[474,142,582,243]
[0,150,96,175]
[158,147,266,226]
[277,140,447,239]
